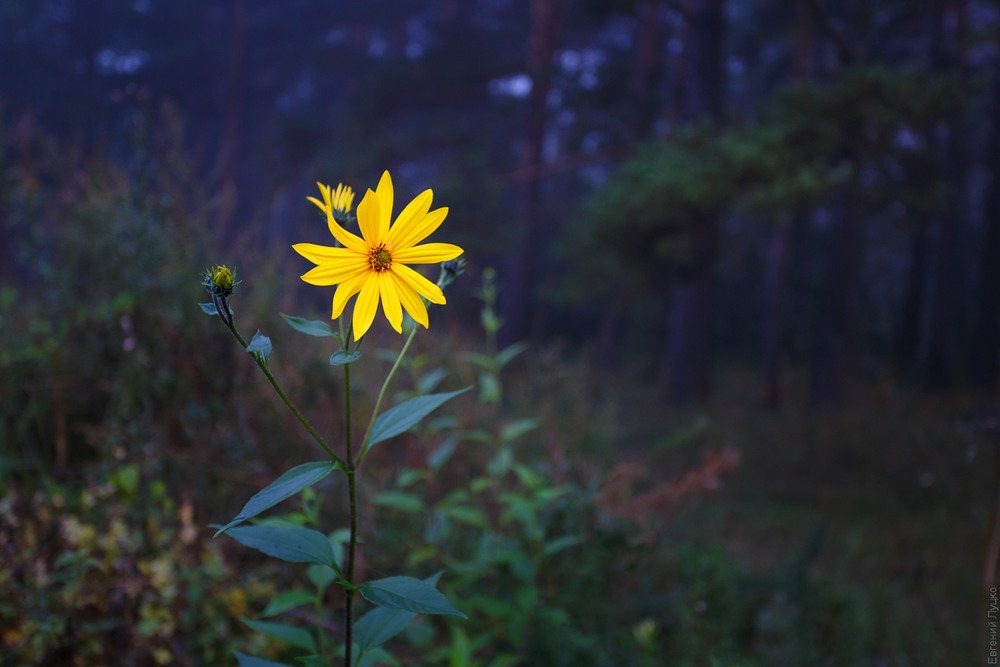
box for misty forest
[1,1,998,665]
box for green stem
[223,320,344,466]
[315,587,327,661]
[344,364,358,667]
[355,324,419,467]
[345,468,358,667]
[344,360,357,667]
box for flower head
[308,182,356,226]
[203,265,235,296]
[294,171,463,340]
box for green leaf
[364,388,471,453]
[295,657,328,667]
[214,462,336,537]
[354,606,416,655]
[354,573,446,654]
[496,342,528,367]
[330,350,362,366]
[542,535,583,557]
[355,647,402,667]
[417,367,448,394]
[246,330,272,362]
[427,437,458,469]
[241,618,317,653]
[233,652,294,667]
[308,564,337,593]
[462,352,494,370]
[261,590,317,618]
[512,463,545,490]
[280,313,336,337]
[372,491,425,513]
[487,447,513,477]
[500,419,539,444]
[199,302,219,316]
[226,525,340,573]
[359,576,465,617]
[477,373,502,403]
[395,469,427,488]
[441,506,489,528]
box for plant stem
[315,588,327,661]
[344,360,356,667]
[355,325,419,467]
[224,320,344,466]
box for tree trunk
[894,219,930,375]
[971,74,1000,389]
[925,0,967,391]
[761,215,793,407]
[808,186,862,408]
[666,0,724,404]
[628,2,665,142]
[498,0,563,347]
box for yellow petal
[376,171,393,241]
[352,271,381,339]
[393,275,429,329]
[307,196,328,213]
[386,189,432,246]
[393,243,464,265]
[393,207,448,251]
[392,263,445,304]
[324,210,368,252]
[331,271,369,319]
[356,188,381,245]
[378,272,403,333]
[293,243,358,264]
[301,261,368,286]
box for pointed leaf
[200,302,219,316]
[372,491,425,513]
[359,576,465,617]
[281,313,336,337]
[233,652,294,667]
[496,342,528,367]
[500,419,539,444]
[330,350,362,366]
[241,619,318,653]
[296,657,328,667]
[226,525,339,572]
[247,330,272,362]
[214,462,336,537]
[364,388,471,452]
[261,590,318,618]
[308,564,337,593]
[542,535,583,557]
[354,606,417,654]
[354,573,445,653]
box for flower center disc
[370,246,392,272]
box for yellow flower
[294,171,463,340]
[308,182,355,224]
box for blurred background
[0,0,997,664]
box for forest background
[0,0,997,665]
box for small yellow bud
[211,265,233,290]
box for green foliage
[215,462,338,536]
[571,65,965,297]
[363,387,472,455]
[0,475,268,665]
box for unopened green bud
[438,256,467,288]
